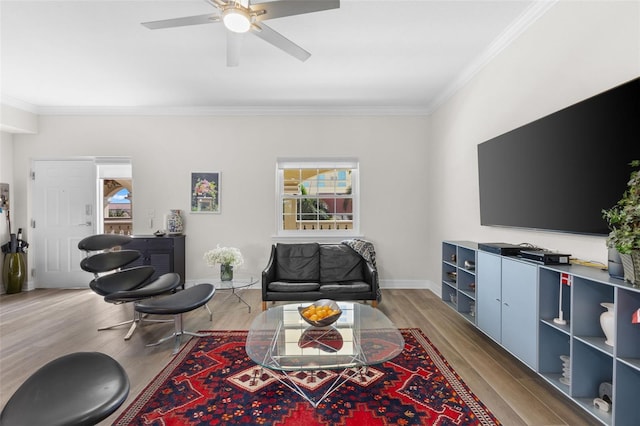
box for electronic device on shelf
[519,249,571,265]
[478,242,524,256]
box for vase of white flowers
[220,263,233,281]
[204,245,244,281]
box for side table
[212,276,258,313]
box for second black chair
[0,352,129,426]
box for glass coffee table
[246,302,404,407]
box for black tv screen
[478,77,640,236]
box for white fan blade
[227,31,243,67]
[141,14,220,30]
[251,23,310,61]
[251,0,339,22]
[205,0,228,8]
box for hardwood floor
[0,288,599,425]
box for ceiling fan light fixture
[223,8,251,33]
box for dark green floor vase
[2,252,26,294]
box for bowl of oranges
[298,299,342,327]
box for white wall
[12,115,430,287]
[427,0,640,287]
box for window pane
[278,161,357,234]
[283,169,302,194]
[341,198,353,214]
[283,199,297,230]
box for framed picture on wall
[191,172,220,214]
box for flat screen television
[478,77,640,236]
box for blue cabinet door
[477,251,502,342]
[501,257,538,369]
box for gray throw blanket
[341,238,381,302]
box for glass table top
[211,276,258,290]
[246,302,404,371]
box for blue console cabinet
[443,240,640,426]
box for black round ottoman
[135,283,215,353]
[0,352,129,426]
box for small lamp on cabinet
[553,273,572,325]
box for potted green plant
[602,160,640,285]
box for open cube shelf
[441,241,477,324]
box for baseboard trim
[18,279,442,294]
[380,279,441,295]
[379,279,429,290]
[186,279,440,292]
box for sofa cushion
[269,281,320,292]
[319,244,364,283]
[275,243,320,282]
[320,282,371,294]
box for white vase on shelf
[166,209,184,235]
[599,302,615,347]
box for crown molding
[0,94,430,116]
[33,105,431,117]
[427,0,558,112]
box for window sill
[272,232,365,244]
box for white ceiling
[0,0,550,114]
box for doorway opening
[97,160,132,235]
[102,181,132,234]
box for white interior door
[33,160,96,287]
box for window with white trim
[276,159,359,236]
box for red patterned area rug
[114,329,501,425]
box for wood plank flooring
[0,288,599,425]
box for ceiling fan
[142,0,340,66]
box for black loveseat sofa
[261,242,380,311]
